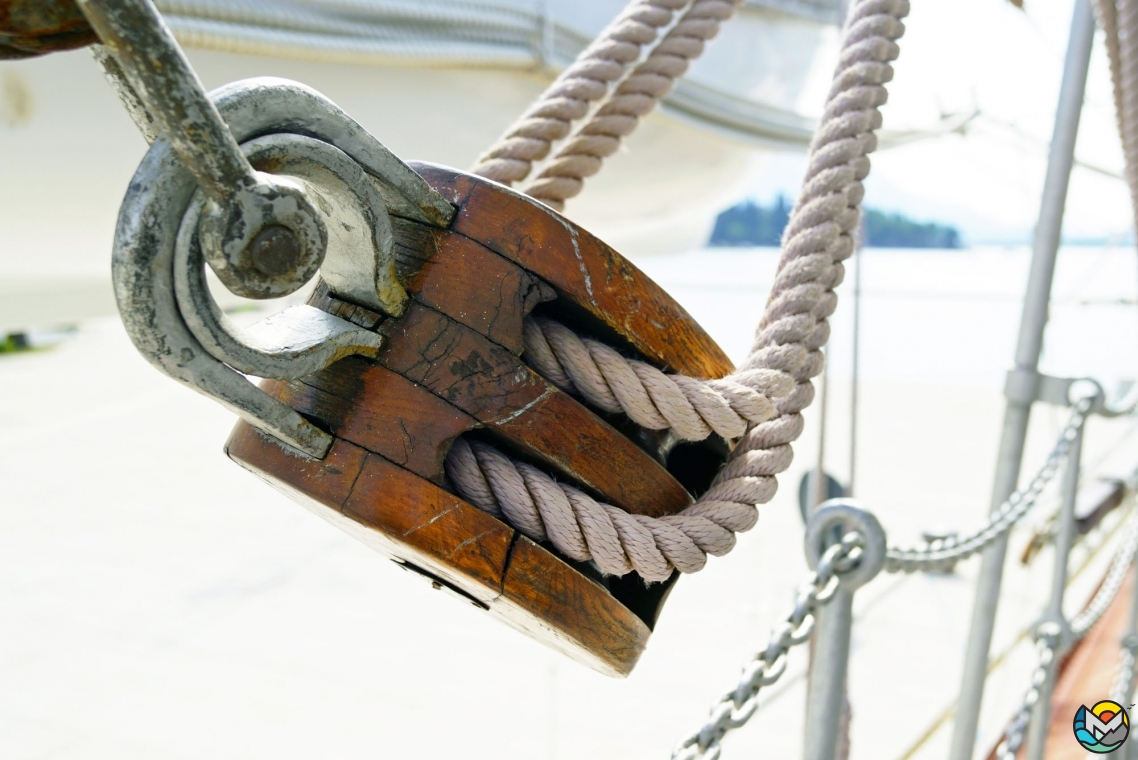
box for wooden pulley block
[79,0,735,677]
[226,165,735,676]
[65,0,735,672]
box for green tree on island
[710,195,962,249]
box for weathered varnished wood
[410,161,734,378]
[392,218,553,356]
[283,301,692,517]
[266,369,473,484]
[229,163,734,675]
[497,537,650,670]
[227,420,650,676]
[228,420,368,508]
[343,451,514,602]
[375,301,692,516]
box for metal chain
[995,510,1138,758]
[671,532,865,760]
[885,397,1094,574]
[1110,633,1138,703]
[994,623,1062,760]
[1072,510,1138,636]
[674,396,1104,760]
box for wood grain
[409,161,734,379]
[497,536,650,674]
[343,452,514,602]
[290,296,692,516]
[228,162,736,675]
[267,368,475,484]
[226,420,649,676]
[392,218,553,355]
[375,301,691,516]
[226,419,367,508]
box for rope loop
[454,0,909,587]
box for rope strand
[522,317,789,441]
[692,0,907,545]
[520,0,744,210]
[449,0,910,581]
[445,437,753,581]
[470,0,690,187]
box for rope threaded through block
[451,0,910,581]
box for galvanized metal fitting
[199,175,328,299]
[82,0,460,460]
[1033,620,1064,647]
[79,0,339,302]
[1067,377,1104,408]
[805,499,888,591]
[112,78,455,458]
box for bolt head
[250,225,302,277]
[199,175,327,299]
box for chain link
[885,397,1093,574]
[1110,632,1138,703]
[1071,511,1138,637]
[674,396,1109,760]
[671,532,865,760]
[994,624,1062,760]
[994,510,1138,758]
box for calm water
[636,244,1138,390]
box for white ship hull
[0,1,837,332]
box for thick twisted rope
[520,0,744,210]
[695,0,907,550]
[1094,0,1138,246]
[446,437,765,582]
[522,316,791,441]
[470,0,690,187]
[445,0,908,582]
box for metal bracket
[805,499,888,591]
[802,500,887,760]
[1004,368,1126,416]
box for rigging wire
[849,221,863,498]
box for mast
[948,1,1098,756]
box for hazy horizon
[728,0,1136,248]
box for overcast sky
[756,0,1134,243]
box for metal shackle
[77,0,327,300]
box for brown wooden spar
[0,0,98,58]
[227,164,734,677]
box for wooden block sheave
[227,163,733,676]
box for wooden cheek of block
[226,165,734,677]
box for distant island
[709,196,963,249]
